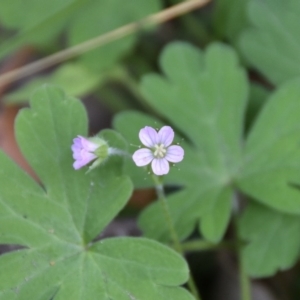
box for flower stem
[152,175,202,300]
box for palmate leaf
[237,78,300,214]
[114,42,300,277]
[115,42,249,243]
[240,0,300,85]
[0,85,193,300]
[239,203,300,277]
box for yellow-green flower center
[153,144,167,158]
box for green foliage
[0,85,192,299]
[245,83,270,132]
[115,41,249,243]
[115,42,300,277]
[2,0,300,287]
[240,0,300,85]
[213,0,250,43]
[239,203,300,277]
[0,0,161,70]
[3,64,101,104]
[237,78,300,213]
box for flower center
[153,144,167,158]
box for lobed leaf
[115,42,300,279]
[0,85,192,299]
[238,78,300,214]
[115,42,248,242]
[239,203,300,277]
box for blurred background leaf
[3,63,101,104]
[239,203,300,278]
[239,0,300,85]
[212,0,250,45]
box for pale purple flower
[72,136,99,170]
[132,126,184,176]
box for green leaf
[115,42,249,242]
[3,63,102,104]
[116,41,300,249]
[245,83,270,132]
[239,203,300,277]
[0,0,73,31]
[240,0,300,85]
[212,0,250,43]
[68,0,161,72]
[0,85,192,299]
[0,0,75,46]
[114,41,300,277]
[0,0,161,71]
[238,78,300,214]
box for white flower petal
[157,126,174,147]
[132,148,154,166]
[139,126,158,147]
[151,158,170,175]
[165,145,184,163]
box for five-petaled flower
[71,136,108,170]
[132,126,184,176]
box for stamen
[153,144,167,158]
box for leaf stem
[232,199,252,300]
[0,0,211,88]
[238,245,252,300]
[152,174,202,300]
[181,239,235,252]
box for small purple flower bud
[132,126,184,176]
[71,136,108,171]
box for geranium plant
[1,0,300,299]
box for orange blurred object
[0,105,39,181]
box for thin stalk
[238,244,252,300]
[154,182,182,254]
[152,175,201,300]
[181,239,235,252]
[0,0,211,88]
[232,192,252,300]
